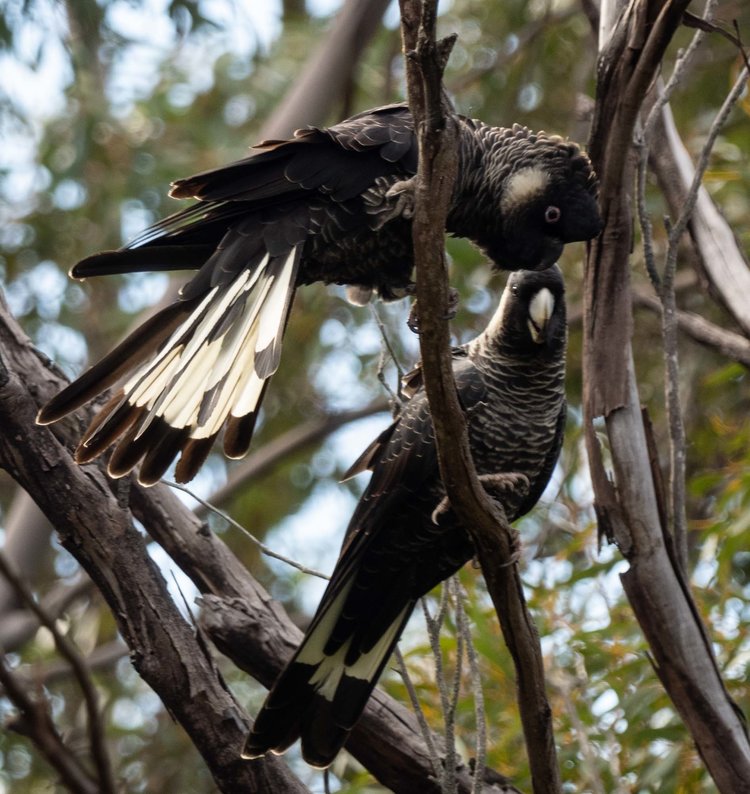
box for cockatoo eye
[545,205,561,224]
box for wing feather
[64,247,301,484]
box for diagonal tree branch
[0,294,309,794]
[0,286,510,792]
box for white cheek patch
[528,287,555,343]
[501,167,550,213]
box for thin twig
[0,552,116,794]
[376,345,404,410]
[682,10,744,49]
[447,579,465,783]
[456,582,487,794]
[635,134,660,290]
[195,401,389,514]
[422,589,458,794]
[369,302,407,404]
[661,61,750,572]
[165,482,330,581]
[666,62,750,254]
[394,645,443,778]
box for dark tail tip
[36,404,59,426]
[240,737,270,761]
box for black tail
[38,246,300,486]
[243,578,413,768]
[72,245,215,278]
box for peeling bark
[585,2,750,790]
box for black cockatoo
[243,265,568,768]
[37,104,595,485]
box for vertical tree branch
[635,0,719,573]
[394,646,443,777]
[422,589,459,793]
[661,61,749,572]
[585,1,750,789]
[455,581,488,794]
[398,1,561,791]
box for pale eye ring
[545,205,561,224]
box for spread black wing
[38,105,419,485]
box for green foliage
[1,0,750,792]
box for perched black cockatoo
[37,104,595,486]
[242,265,568,768]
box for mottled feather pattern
[38,104,596,486]
[243,266,568,768]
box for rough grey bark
[0,297,309,794]
[0,290,511,792]
[585,1,750,790]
